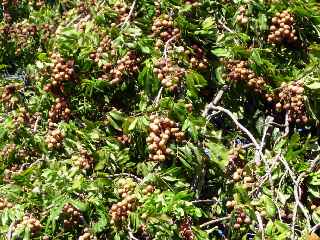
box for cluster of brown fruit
[28,0,45,8]
[267,10,298,44]
[142,185,155,196]
[109,194,137,224]
[116,134,132,145]
[111,2,130,26]
[45,128,64,149]
[232,208,252,229]
[44,53,75,93]
[0,197,13,210]
[153,59,185,90]
[1,84,20,109]
[72,149,94,170]
[98,51,140,85]
[12,107,30,126]
[152,15,180,48]
[62,204,83,230]
[231,168,255,190]
[185,44,208,70]
[147,115,184,162]
[226,60,267,93]
[48,97,71,124]
[236,6,249,25]
[1,0,19,22]
[9,22,37,55]
[179,217,194,240]
[109,178,138,223]
[77,2,88,15]
[12,215,42,236]
[0,144,16,160]
[184,0,201,7]
[273,81,308,124]
[41,23,56,43]
[89,36,114,63]
[79,228,97,240]
[225,146,245,174]
[3,164,19,183]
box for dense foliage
[1,0,320,239]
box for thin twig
[33,115,41,133]
[153,86,163,106]
[7,220,16,240]
[128,221,139,240]
[284,110,290,137]
[200,216,231,229]
[163,35,177,62]
[121,0,137,29]
[255,211,265,240]
[105,173,143,182]
[202,87,226,117]
[191,199,216,204]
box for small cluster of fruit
[111,2,130,26]
[152,14,180,46]
[12,215,42,236]
[0,197,13,210]
[48,97,71,123]
[147,115,184,162]
[116,134,132,145]
[232,209,252,229]
[184,0,201,7]
[1,84,20,109]
[28,0,45,8]
[13,107,30,127]
[3,164,20,183]
[77,2,88,15]
[225,60,267,93]
[41,23,56,43]
[72,149,94,170]
[62,204,83,230]
[98,51,140,85]
[273,81,308,124]
[179,217,194,240]
[185,44,208,70]
[142,185,155,196]
[79,228,97,240]
[236,6,249,25]
[153,58,185,90]
[1,0,19,22]
[225,146,245,174]
[89,35,114,63]
[267,10,298,44]
[45,128,65,149]
[0,144,16,160]
[232,168,255,190]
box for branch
[153,86,163,106]
[33,115,41,133]
[202,86,227,117]
[284,110,290,137]
[121,0,137,29]
[128,221,140,240]
[200,216,231,229]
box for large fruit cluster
[110,178,137,223]
[152,14,180,49]
[274,81,308,124]
[98,51,140,85]
[44,53,75,93]
[186,44,208,70]
[48,97,71,124]
[89,35,114,63]
[12,215,42,236]
[72,148,94,170]
[147,115,184,162]
[226,60,266,92]
[267,10,297,44]
[153,58,185,90]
